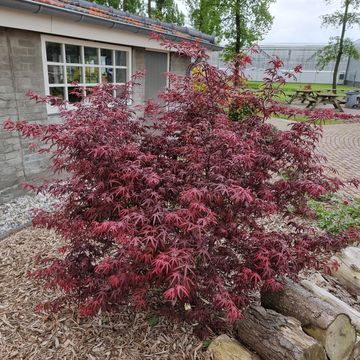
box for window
[42,36,131,113]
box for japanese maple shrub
[4,39,357,327]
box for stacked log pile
[209,246,360,360]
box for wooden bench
[306,93,344,112]
[288,90,320,104]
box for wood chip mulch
[0,228,213,360]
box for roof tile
[24,0,216,45]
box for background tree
[88,0,185,26]
[317,0,360,92]
[150,0,185,25]
[186,0,222,38]
[187,0,275,58]
[221,0,275,59]
[87,0,144,13]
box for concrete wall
[170,53,190,75]
[0,28,49,203]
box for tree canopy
[151,0,185,25]
[87,0,144,13]
[186,0,222,38]
[317,0,360,92]
[187,0,275,57]
[87,0,185,25]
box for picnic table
[306,93,344,112]
[287,89,321,104]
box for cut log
[304,272,360,311]
[208,334,261,360]
[331,247,360,296]
[301,279,360,332]
[261,279,356,360]
[235,305,326,360]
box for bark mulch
[0,228,213,360]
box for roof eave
[0,0,223,51]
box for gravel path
[0,193,55,239]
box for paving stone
[270,118,360,198]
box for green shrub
[309,195,360,234]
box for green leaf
[202,339,211,349]
[148,314,159,328]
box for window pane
[115,68,127,83]
[101,68,113,83]
[48,65,64,84]
[67,66,82,83]
[85,67,99,83]
[49,87,65,99]
[101,49,113,66]
[68,87,83,103]
[115,51,127,66]
[46,42,63,62]
[84,47,98,65]
[65,44,81,63]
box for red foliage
[4,39,357,329]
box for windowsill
[46,97,134,116]
[47,103,78,115]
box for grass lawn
[246,81,358,102]
[245,81,359,124]
[246,81,357,94]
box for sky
[262,0,359,44]
[176,0,360,44]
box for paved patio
[269,118,360,198]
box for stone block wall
[0,30,191,203]
[0,28,48,203]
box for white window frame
[41,34,132,114]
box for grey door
[145,51,168,101]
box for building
[245,44,349,84]
[0,0,220,202]
[210,43,351,85]
[345,39,360,88]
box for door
[144,51,168,101]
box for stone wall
[0,31,191,203]
[0,28,48,203]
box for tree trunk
[235,305,326,360]
[331,246,360,296]
[261,279,356,360]
[147,0,151,17]
[301,279,360,332]
[208,334,261,360]
[233,0,241,87]
[332,0,350,93]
